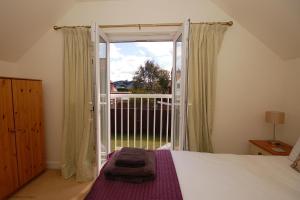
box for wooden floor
[9,170,93,200]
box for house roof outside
[113,80,134,90]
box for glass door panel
[99,35,110,165]
[172,20,190,150]
[172,35,182,150]
[92,24,110,174]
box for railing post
[160,98,163,147]
[134,98,136,148]
[121,98,123,147]
[147,98,149,149]
[140,98,143,148]
[166,98,170,144]
[127,98,130,147]
[153,98,156,149]
[114,98,117,150]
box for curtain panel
[61,28,95,181]
[187,24,228,152]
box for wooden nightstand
[249,140,292,156]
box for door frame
[91,23,111,174]
[180,19,190,150]
[171,19,190,150]
[99,28,111,156]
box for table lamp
[265,111,285,145]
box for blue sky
[110,42,173,81]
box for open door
[171,19,190,150]
[91,23,111,174]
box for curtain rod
[53,21,233,30]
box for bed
[86,150,300,200]
[172,151,300,200]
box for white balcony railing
[110,93,172,151]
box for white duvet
[171,151,300,200]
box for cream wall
[281,58,300,145]
[0,60,19,77]
[11,0,293,167]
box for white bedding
[171,151,300,200]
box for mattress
[171,151,300,200]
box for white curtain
[187,24,228,152]
[61,28,95,181]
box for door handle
[89,101,94,111]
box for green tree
[132,60,170,94]
[157,69,170,94]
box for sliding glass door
[172,19,190,150]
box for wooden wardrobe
[0,78,45,199]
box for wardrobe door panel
[27,81,45,176]
[0,79,19,199]
[12,80,33,186]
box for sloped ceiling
[0,0,299,61]
[211,0,300,60]
[0,0,75,62]
[78,0,300,59]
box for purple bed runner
[85,150,183,200]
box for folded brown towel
[104,150,156,183]
[115,147,146,167]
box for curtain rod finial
[53,25,60,30]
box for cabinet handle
[8,128,16,134]
[15,128,25,133]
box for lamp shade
[265,111,285,124]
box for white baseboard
[46,161,60,169]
